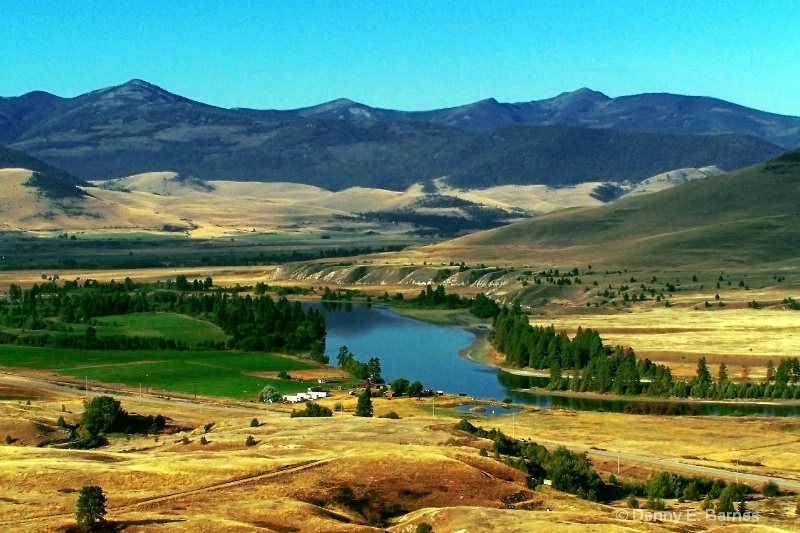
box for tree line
[490,304,800,400]
[377,284,501,319]
[0,278,326,356]
[458,419,763,512]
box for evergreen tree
[355,388,373,417]
[337,345,354,367]
[692,357,712,397]
[766,360,775,382]
[75,485,107,532]
[366,357,383,382]
[718,363,729,384]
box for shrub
[181,436,190,445]
[627,494,639,508]
[245,435,256,446]
[4,435,12,445]
[380,411,401,419]
[334,402,344,412]
[761,480,780,497]
[203,423,214,433]
[200,436,208,445]
[479,448,489,457]
[683,481,699,501]
[701,494,714,510]
[258,385,282,403]
[56,416,66,427]
[646,497,665,510]
[250,418,260,427]
[608,473,617,485]
[291,402,333,418]
[416,523,433,533]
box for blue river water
[316,303,800,416]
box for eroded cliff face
[270,261,574,308]
[273,261,513,287]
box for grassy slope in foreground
[446,148,800,269]
[0,345,315,399]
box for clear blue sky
[2,0,799,115]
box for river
[316,303,800,416]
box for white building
[282,388,328,403]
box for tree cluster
[456,419,602,500]
[336,346,382,382]
[290,402,333,418]
[383,284,501,319]
[0,278,327,355]
[491,305,800,400]
[388,377,428,397]
[77,395,165,448]
[459,419,759,507]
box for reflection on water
[314,304,800,416]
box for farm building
[282,389,328,403]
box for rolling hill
[431,148,800,269]
[0,80,787,189]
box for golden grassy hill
[0,169,188,233]
[4,375,800,533]
[420,149,800,270]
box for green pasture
[77,313,229,345]
[0,345,315,399]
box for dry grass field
[0,169,187,233]
[1,374,799,533]
[1,168,619,238]
[529,307,800,380]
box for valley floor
[1,371,799,532]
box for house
[282,388,328,403]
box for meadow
[72,312,229,345]
[0,345,315,399]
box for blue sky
[2,0,799,115]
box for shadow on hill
[305,484,408,527]
[62,519,185,532]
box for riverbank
[516,386,800,407]
[389,307,497,363]
[362,305,800,413]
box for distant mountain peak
[297,98,378,119]
[537,87,610,114]
[87,79,185,106]
[570,87,608,97]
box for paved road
[582,446,800,492]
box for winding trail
[0,454,348,526]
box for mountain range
[1,80,797,190]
